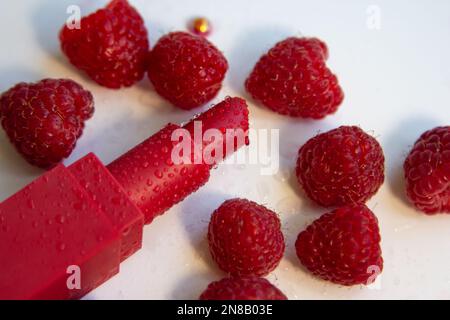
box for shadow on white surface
[0,130,43,174]
[0,68,43,92]
[171,271,220,300]
[0,68,45,189]
[178,191,231,271]
[279,188,324,270]
[31,0,103,55]
[227,25,294,97]
[0,130,43,199]
[31,0,107,86]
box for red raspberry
[296,126,385,207]
[404,126,450,214]
[60,0,149,89]
[208,199,285,277]
[296,204,383,286]
[148,32,228,110]
[199,277,287,300]
[245,37,344,119]
[0,79,94,168]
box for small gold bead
[191,17,211,36]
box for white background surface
[0,0,449,300]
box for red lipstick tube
[0,97,249,300]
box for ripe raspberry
[245,37,344,119]
[296,204,383,286]
[208,199,285,277]
[148,32,228,110]
[0,79,94,168]
[404,126,450,214]
[296,126,385,207]
[199,277,287,300]
[60,0,149,89]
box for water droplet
[394,225,413,233]
[73,202,84,211]
[56,215,66,224]
[275,169,292,183]
[154,170,163,179]
[122,227,131,236]
[165,158,173,166]
[57,243,66,251]
[276,197,300,215]
[93,173,101,183]
[27,199,35,209]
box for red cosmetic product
[0,97,249,300]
